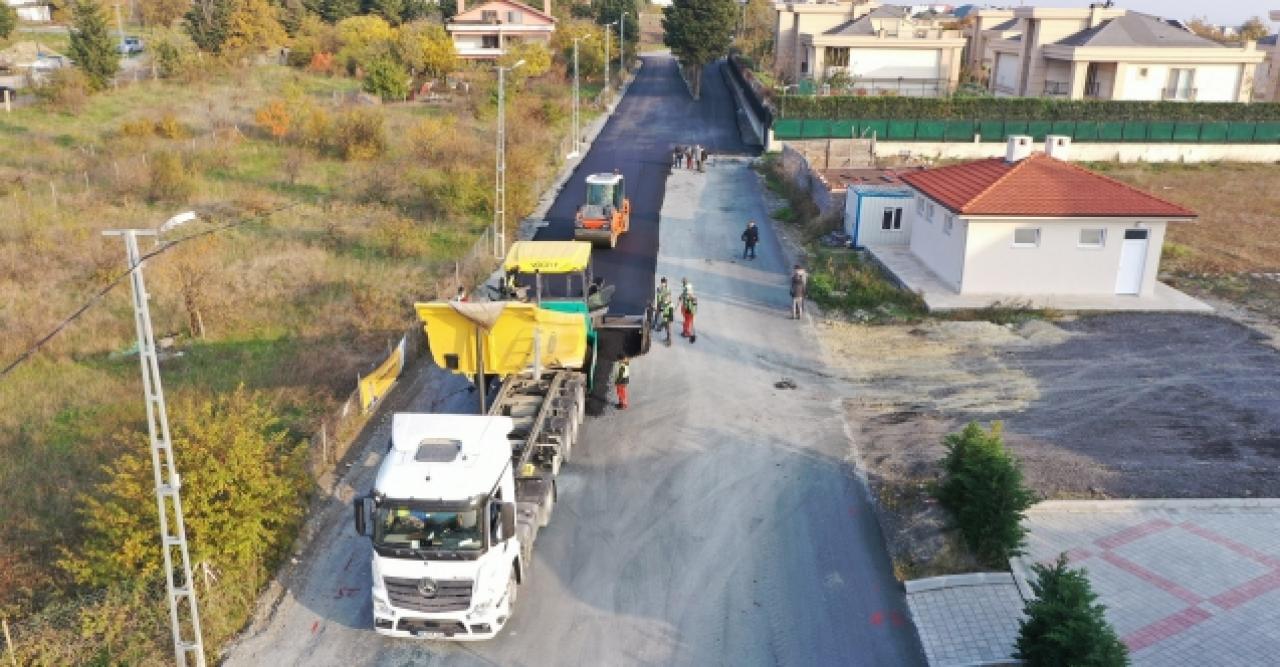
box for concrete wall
[1119,63,1242,102]
[873,140,1280,163]
[962,218,1168,296]
[908,195,966,290]
[846,47,941,79]
[848,190,915,247]
[779,145,845,223]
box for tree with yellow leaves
[223,0,288,55]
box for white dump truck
[352,301,588,639]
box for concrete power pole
[113,2,126,54]
[103,212,206,667]
[493,60,525,259]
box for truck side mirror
[501,502,516,541]
[354,496,375,536]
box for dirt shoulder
[818,313,1280,579]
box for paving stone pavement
[1013,500,1280,666]
[905,573,1025,666]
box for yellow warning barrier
[358,336,406,414]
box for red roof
[899,154,1197,218]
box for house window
[481,10,498,22]
[881,207,903,231]
[1166,68,1195,101]
[915,196,924,213]
[825,47,850,68]
[507,10,522,23]
[801,60,809,74]
[1078,228,1106,248]
[482,35,500,49]
[943,215,954,235]
[1013,228,1041,247]
[927,202,936,221]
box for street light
[619,11,628,76]
[102,212,206,667]
[604,21,618,96]
[568,35,596,160]
[494,59,525,259]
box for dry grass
[1088,161,1280,274]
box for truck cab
[354,414,523,640]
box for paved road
[538,54,752,316]
[225,56,923,666]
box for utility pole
[605,21,617,96]
[619,11,627,76]
[103,211,205,667]
[493,60,525,259]
[568,36,594,159]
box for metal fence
[773,118,1280,143]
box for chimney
[543,0,551,15]
[457,0,466,15]
[1044,135,1071,161]
[1005,135,1033,163]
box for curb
[1026,498,1280,513]
[904,572,1017,595]
[720,59,766,147]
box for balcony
[1162,87,1197,102]
[1042,80,1069,97]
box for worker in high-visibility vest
[613,354,631,410]
[653,277,672,332]
[679,279,697,343]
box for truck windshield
[586,183,614,207]
[373,504,483,553]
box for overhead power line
[0,202,299,381]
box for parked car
[117,37,144,55]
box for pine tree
[1016,555,1130,667]
[185,0,233,52]
[933,422,1036,566]
[68,0,120,91]
[321,0,359,23]
[662,0,736,98]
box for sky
[993,1,1274,27]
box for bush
[1016,555,1130,667]
[34,68,91,113]
[147,150,194,202]
[807,251,926,319]
[255,99,292,140]
[333,107,387,160]
[778,94,1280,122]
[0,3,17,40]
[151,28,201,80]
[933,422,1035,567]
[362,56,410,101]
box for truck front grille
[384,577,474,613]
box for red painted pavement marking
[1123,606,1212,652]
[890,610,906,627]
[1208,569,1280,611]
[1062,547,1094,564]
[311,620,320,634]
[1178,521,1280,570]
[1093,518,1174,549]
[869,611,885,626]
[1099,551,1203,605]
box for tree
[551,18,606,79]
[362,56,410,100]
[500,40,551,79]
[68,0,120,91]
[139,0,188,27]
[185,0,233,52]
[663,0,736,98]
[1241,17,1268,42]
[932,422,1036,567]
[223,0,289,55]
[151,28,200,78]
[321,0,359,23]
[394,20,457,80]
[61,388,309,587]
[592,0,638,50]
[365,0,404,25]
[1015,555,1130,667]
[0,3,18,40]
[336,14,395,71]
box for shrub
[154,112,187,139]
[296,103,335,150]
[0,3,17,40]
[120,118,156,138]
[333,107,387,160]
[1015,555,1130,667]
[372,216,431,258]
[151,28,201,79]
[147,150,194,202]
[933,422,1035,567]
[362,56,410,101]
[34,68,91,113]
[394,20,457,80]
[255,99,293,140]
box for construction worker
[679,279,697,343]
[653,277,672,331]
[660,297,674,346]
[613,353,630,409]
[741,221,759,260]
[790,264,809,320]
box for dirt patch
[823,313,1280,578]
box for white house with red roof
[446,0,556,59]
[863,135,1209,310]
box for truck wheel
[538,483,556,528]
[506,567,519,612]
[574,382,586,424]
[561,418,575,463]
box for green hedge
[778,96,1280,121]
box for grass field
[0,58,595,660]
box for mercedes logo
[417,577,438,598]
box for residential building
[894,136,1196,298]
[1255,34,1279,101]
[980,6,1265,101]
[4,0,51,22]
[774,1,966,95]
[961,8,1015,81]
[446,0,556,60]
[0,41,67,90]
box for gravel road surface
[225,56,922,666]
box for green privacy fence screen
[772,118,1280,143]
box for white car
[117,37,143,55]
